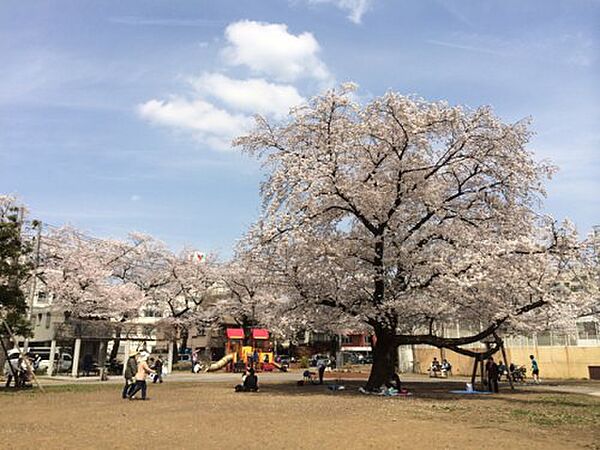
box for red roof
[226,328,244,339]
[251,328,269,340]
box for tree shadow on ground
[255,379,579,404]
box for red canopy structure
[251,328,269,340]
[226,328,244,339]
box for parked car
[37,352,73,373]
[178,354,192,363]
[360,354,373,364]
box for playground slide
[272,362,288,372]
[205,354,234,372]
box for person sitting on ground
[235,368,259,392]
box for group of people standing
[485,354,540,392]
[122,351,164,400]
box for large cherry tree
[41,226,146,321]
[235,85,584,388]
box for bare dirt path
[1,380,598,449]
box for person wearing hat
[128,353,155,400]
[122,350,138,399]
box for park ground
[1,373,599,449]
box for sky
[1,0,599,257]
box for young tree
[235,85,584,388]
[0,195,34,337]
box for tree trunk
[109,326,121,361]
[172,339,179,365]
[179,327,189,352]
[365,327,397,390]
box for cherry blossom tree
[235,85,585,388]
[576,228,600,318]
[41,226,146,321]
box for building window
[36,291,48,305]
[37,313,43,326]
[577,321,598,340]
[143,308,162,318]
[45,312,51,329]
[341,335,352,344]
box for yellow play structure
[207,328,276,372]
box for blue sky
[1,0,598,256]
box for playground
[1,377,598,449]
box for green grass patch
[509,396,600,427]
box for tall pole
[24,221,42,352]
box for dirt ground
[1,380,599,450]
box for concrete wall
[408,345,600,379]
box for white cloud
[190,73,304,118]
[138,97,253,150]
[108,16,222,27]
[307,0,373,24]
[222,20,331,82]
[138,20,334,150]
[130,194,141,202]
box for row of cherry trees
[2,196,284,354]
[39,227,221,346]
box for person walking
[128,353,155,400]
[153,356,164,384]
[530,355,540,384]
[122,351,138,399]
[485,357,499,393]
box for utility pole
[24,221,42,352]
